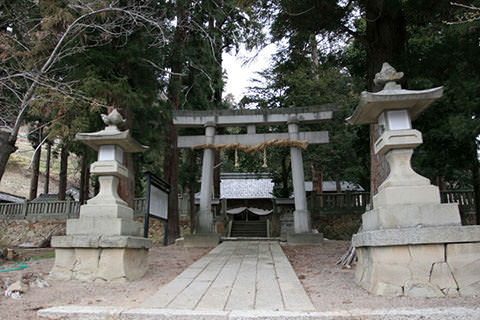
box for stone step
[38,306,480,319]
[231,226,266,231]
[230,233,266,238]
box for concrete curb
[38,306,480,320]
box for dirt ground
[283,240,479,311]
[0,240,478,320]
[0,245,210,320]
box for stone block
[446,242,480,296]
[373,184,440,207]
[450,259,480,291]
[408,244,444,264]
[369,246,410,264]
[446,242,480,269]
[184,233,220,247]
[353,226,480,247]
[362,203,460,231]
[66,217,142,237]
[52,235,152,249]
[73,248,101,281]
[459,281,480,296]
[430,262,457,291]
[370,281,403,296]
[48,248,75,280]
[286,232,323,246]
[404,280,443,297]
[369,262,411,288]
[96,248,149,281]
[79,203,134,220]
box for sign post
[144,172,170,246]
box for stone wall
[0,220,66,247]
[313,214,362,240]
[356,242,480,297]
[0,217,189,247]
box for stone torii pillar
[288,117,311,234]
[198,122,216,233]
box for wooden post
[22,199,28,218]
[66,198,72,218]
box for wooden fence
[0,190,476,220]
[0,198,145,220]
[308,190,477,216]
[0,200,81,220]
[308,192,370,216]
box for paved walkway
[142,241,315,312]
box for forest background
[1,0,479,242]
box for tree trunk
[29,140,42,200]
[281,155,290,198]
[79,152,89,204]
[213,149,221,199]
[471,144,480,225]
[163,0,190,243]
[118,152,136,208]
[0,130,17,183]
[58,145,68,200]
[44,143,51,194]
[188,149,196,231]
[364,0,406,197]
[116,105,135,208]
[335,177,342,193]
[310,34,320,81]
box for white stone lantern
[50,109,152,282]
[345,63,480,298]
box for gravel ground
[0,240,478,320]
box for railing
[309,190,477,215]
[308,192,370,215]
[0,190,476,220]
[0,200,81,220]
[0,198,146,220]
[134,198,146,218]
[440,190,476,213]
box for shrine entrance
[173,105,334,245]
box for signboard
[149,184,169,220]
[144,172,170,245]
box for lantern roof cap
[347,63,443,125]
[75,109,148,153]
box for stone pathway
[142,241,315,312]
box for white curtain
[247,207,273,216]
[226,207,273,215]
[226,207,247,214]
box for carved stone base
[354,227,480,296]
[50,235,151,282]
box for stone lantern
[50,109,152,282]
[347,63,480,297]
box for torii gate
[174,105,334,244]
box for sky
[222,43,277,103]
